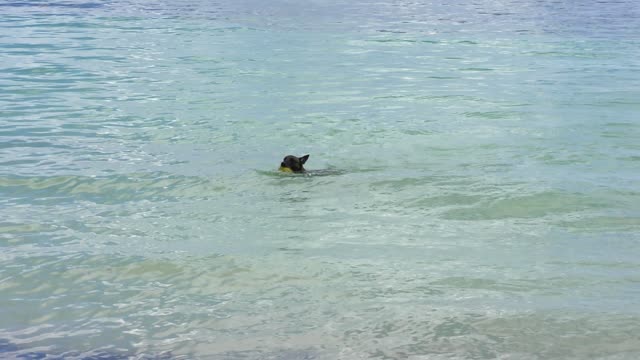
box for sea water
[1,0,639,358]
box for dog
[279,154,309,173]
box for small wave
[442,191,609,220]
[0,2,103,9]
[0,173,226,204]
[557,216,640,232]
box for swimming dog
[279,154,309,173]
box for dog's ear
[299,154,309,164]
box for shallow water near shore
[1,0,640,359]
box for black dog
[279,154,309,173]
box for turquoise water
[1,0,640,358]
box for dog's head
[279,154,309,173]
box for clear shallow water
[1,0,640,358]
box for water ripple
[1,173,226,204]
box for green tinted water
[1,0,640,358]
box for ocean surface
[1,0,639,359]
